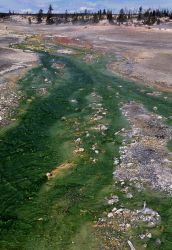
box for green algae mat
[0,37,172,249]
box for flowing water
[0,40,172,249]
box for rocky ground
[115,102,172,194]
[95,101,172,249]
[0,26,38,127]
[96,200,161,249]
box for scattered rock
[107,195,119,205]
[37,218,43,221]
[74,148,85,154]
[126,193,133,199]
[112,207,117,212]
[114,101,172,194]
[70,99,78,104]
[140,234,146,240]
[75,138,81,144]
[146,232,152,239]
[107,212,114,218]
[61,116,66,121]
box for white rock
[146,233,152,238]
[75,138,81,143]
[100,125,108,131]
[163,158,171,163]
[127,163,133,167]
[108,196,119,205]
[70,99,77,103]
[86,131,90,137]
[157,116,162,119]
[92,158,97,163]
[46,172,51,177]
[140,234,146,240]
[142,208,156,216]
[115,208,124,214]
[112,195,119,202]
[147,222,156,228]
[112,207,117,212]
[114,158,119,165]
[108,199,115,205]
[127,240,136,250]
[38,218,43,221]
[61,116,66,121]
[107,212,114,218]
[126,223,131,229]
[126,193,133,199]
[115,131,120,135]
[74,148,85,153]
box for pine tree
[98,10,102,20]
[72,13,78,24]
[117,9,126,24]
[37,9,43,23]
[65,10,68,23]
[107,10,113,23]
[46,4,54,24]
[93,13,99,23]
[103,9,106,15]
[138,6,143,21]
[128,11,133,21]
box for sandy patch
[46,162,74,179]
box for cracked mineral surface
[114,101,172,194]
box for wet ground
[0,21,172,250]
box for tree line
[37,5,172,25]
[2,5,172,25]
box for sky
[0,0,172,13]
